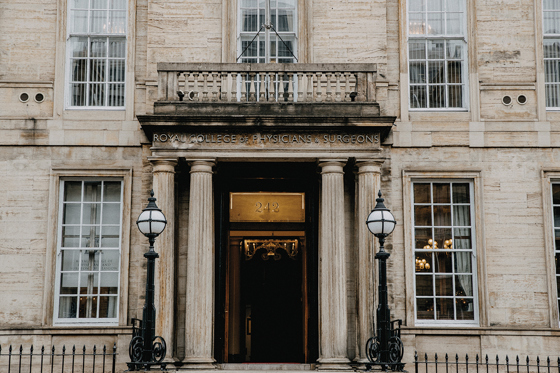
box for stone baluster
[220,72,228,101]
[316,73,323,102]
[344,72,351,102]
[240,74,247,101]
[317,160,351,371]
[335,72,342,102]
[297,73,303,102]
[259,73,266,101]
[150,158,178,360]
[306,73,314,102]
[354,160,383,366]
[193,73,200,101]
[184,160,216,369]
[269,73,276,101]
[231,73,238,102]
[326,73,333,102]
[202,72,209,101]
[288,72,294,102]
[208,72,216,101]
[249,72,257,101]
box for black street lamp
[128,190,168,371]
[365,191,404,371]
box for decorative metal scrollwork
[365,336,380,362]
[243,239,299,261]
[388,336,404,364]
[128,336,144,363]
[152,336,166,363]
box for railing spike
[415,351,418,362]
[435,352,438,362]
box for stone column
[354,160,382,364]
[184,160,216,368]
[317,159,351,370]
[151,158,178,359]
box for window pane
[59,297,78,318]
[60,273,79,294]
[415,228,432,249]
[427,41,445,59]
[79,296,98,318]
[415,251,433,273]
[428,61,445,83]
[409,12,425,35]
[416,275,433,296]
[71,10,88,33]
[446,40,463,59]
[63,203,81,224]
[89,84,106,106]
[64,181,83,201]
[453,183,470,203]
[414,183,431,203]
[409,41,427,59]
[80,272,99,294]
[71,84,87,106]
[433,183,450,203]
[428,0,443,11]
[101,226,120,247]
[454,252,472,274]
[82,203,101,224]
[109,10,126,33]
[446,12,463,34]
[455,275,473,296]
[417,298,435,319]
[71,0,89,8]
[92,0,107,9]
[436,298,454,319]
[410,62,426,83]
[277,9,295,31]
[553,184,560,205]
[70,38,88,59]
[62,250,81,271]
[98,296,117,317]
[72,59,87,81]
[410,85,427,108]
[434,227,452,248]
[434,205,451,225]
[90,10,108,33]
[109,60,125,81]
[102,203,120,224]
[456,299,474,320]
[446,0,464,12]
[409,0,425,12]
[101,250,120,271]
[435,253,452,273]
[62,226,81,247]
[414,205,432,226]
[453,205,470,226]
[427,12,443,34]
[103,181,121,202]
[454,228,472,249]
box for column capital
[318,159,347,174]
[149,157,178,173]
[188,159,216,173]
[355,159,384,174]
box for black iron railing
[415,352,560,373]
[366,319,404,371]
[0,344,117,373]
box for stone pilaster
[317,159,351,370]
[354,160,382,364]
[151,158,178,359]
[184,160,216,368]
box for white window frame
[542,171,560,327]
[407,0,469,111]
[543,1,560,110]
[65,0,127,110]
[237,0,298,63]
[402,171,487,328]
[53,178,124,325]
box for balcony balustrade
[157,63,378,104]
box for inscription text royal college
[153,132,380,146]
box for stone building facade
[2,0,560,371]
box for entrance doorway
[214,162,319,364]
[228,233,305,362]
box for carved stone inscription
[152,130,380,149]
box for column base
[180,358,217,370]
[316,358,352,370]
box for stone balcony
[141,63,395,140]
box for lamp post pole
[365,191,404,371]
[128,191,167,371]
